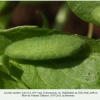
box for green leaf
[0,71,28,89]
[0,55,9,74]
[0,1,19,29]
[0,13,11,29]
[54,2,70,31]
[0,1,9,13]
[0,55,28,89]
[40,11,49,28]
[1,26,100,89]
[68,1,100,26]
[0,26,66,42]
[8,36,100,89]
[0,35,12,55]
[0,55,29,89]
[0,26,68,89]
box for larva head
[5,35,85,60]
[92,6,100,24]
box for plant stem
[87,23,94,38]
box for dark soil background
[7,1,100,39]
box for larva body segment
[5,35,84,60]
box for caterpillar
[92,6,100,23]
[5,35,84,60]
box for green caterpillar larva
[92,6,100,23]
[5,35,84,60]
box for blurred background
[0,1,100,39]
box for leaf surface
[68,1,100,26]
[8,36,100,89]
[0,71,28,89]
[0,26,100,89]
